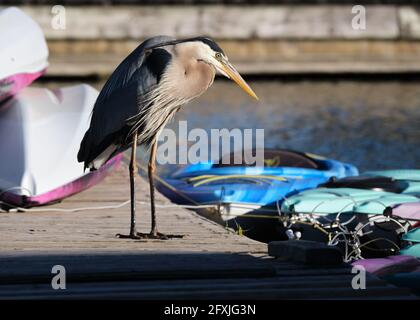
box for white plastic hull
[0,85,121,207]
[0,7,49,102]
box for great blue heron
[77,36,258,239]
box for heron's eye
[215,53,223,60]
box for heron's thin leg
[141,139,183,240]
[129,130,139,237]
[116,131,140,239]
[119,136,182,241]
[148,138,158,236]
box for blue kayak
[172,149,358,180]
[156,149,358,242]
[158,149,358,210]
[157,174,328,211]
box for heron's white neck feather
[127,43,216,146]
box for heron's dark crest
[147,36,225,56]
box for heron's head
[178,37,259,100]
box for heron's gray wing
[77,36,175,167]
[96,36,174,106]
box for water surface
[170,80,420,171]
[41,79,420,172]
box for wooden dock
[0,162,416,299]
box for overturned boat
[0,7,48,103]
[0,85,121,208]
[171,149,357,180]
[156,149,358,242]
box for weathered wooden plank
[0,283,414,300]
[0,163,267,254]
[0,278,393,296]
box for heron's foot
[115,233,144,240]
[137,231,184,240]
[115,232,184,240]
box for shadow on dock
[0,164,416,299]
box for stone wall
[13,5,420,40]
[2,1,419,4]
[3,4,420,76]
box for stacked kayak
[281,172,420,216]
[349,184,420,294]
[352,255,420,277]
[0,85,121,208]
[352,255,420,295]
[391,202,420,222]
[156,149,358,242]
[281,170,420,259]
[400,228,420,258]
[0,7,48,103]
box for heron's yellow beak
[220,61,259,100]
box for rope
[125,154,291,222]
[346,237,400,260]
[125,154,208,208]
[186,174,288,187]
[1,200,217,213]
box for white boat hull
[0,7,49,102]
[0,85,121,207]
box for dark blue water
[162,80,420,172]
[44,79,420,172]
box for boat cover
[0,7,48,103]
[0,85,121,207]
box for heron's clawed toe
[138,231,184,240]
[115,232,184,240]
[138,232,184,240]
[115,233,143,240]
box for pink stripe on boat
[0,154,122,208]
[0,69,46,103]
[392,202,420,221]
[352,255,420,277]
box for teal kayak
[400,244,420,258]
[282,170,420,216]
[402,228,420,243]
